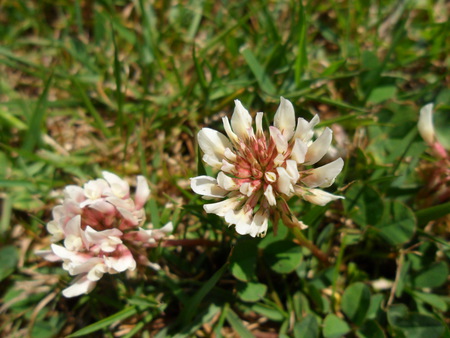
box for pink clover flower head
[40,171,172,297]
[190,97,344,237]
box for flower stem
[290,227,330,266]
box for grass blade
[22,74,53,152]
[67,306,137,337]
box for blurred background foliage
[0,0,449,336]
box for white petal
[83,179,109,200]
[298,188,344,206]
[224,147,237,162]
[231,100,253,138]
[301,158,344,188]
[294,115,320,142]
[285,160,300,183]
[418,103,435,145]
[190,176,228,198]
[203,197,240,217]
[198,128,233,169]
[226,208,252,234]
[255,112,264,136]
[217,172,238,191]
[276,167,293,195]
[274,97,296,140]
[87,263,107,281]
[102,171,130,198]
[264,184,276,206]
[249,209,269,237]
[269,126,288,153]
[62,275,96,298]
[221,159,236,174]
[222,116,239,144]
[291,139,308,164]
[304,127,333,165]
[135,176,150,209]
[64,186,86,203]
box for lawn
[0,0,449,336]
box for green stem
[290,227,330,266]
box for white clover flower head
[191,97,344,237]
[39,171,172,298]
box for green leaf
[387,304,445,338]
[294,314,319,338]
[241,47,277,95]
[375,201,416,246]
[410,290,447,312]
[343,182,384,227]
[412,261,448,288]
[341,282,371,326]
[236,282,267,302]
[250,303,286,322]
[0,245,19,282]
[263,240,303,274]
[230,239,258,282]
[367,85,397,104]
[68,306,138,337]
[357,320,386,338]
[323,314,351,338]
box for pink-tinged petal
[51,244,89,264]
[296,187,344,206]
[64,185,85,203]
[231,100,253,138]
[304,127,333,165]
[134,221,174,243]
[135,176,150,210]
[68,257,104,275]
[291,139,308,163]
[62,275,96,298]
[63,199,82,219]
[88,200,116,215]
[294,115,320,142]
[190,176,228,198]
[105,196,134,211]
[217,172,239,191]
[301,158,344,188]
[63,215,83,251]
[102,171,130,198]
[269,126,288,153]
[84,226,123,252]
[198,128,233,169]
[104,245,136,272]
[264,184,276,206]
[274,97,296,140]
[117,207,140,226]
[418,103,435,145]
[35,250,62,262]
[222,116,239,144]
[203,197,240,217]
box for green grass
[0,0,449,336]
